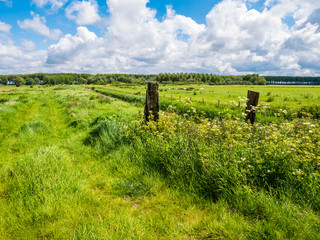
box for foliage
[265,76,320,85]
[125,110,320,209]
[0,73,268,86]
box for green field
[0,85,320,239]
[94,84,320,123]
[99,84,320,108]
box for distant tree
[0,75,8,85]
[79,77,87,84]
[34,77,40,85]
[255,76,266,85]
[11,76,24,87]
[25,77,35,85]
[243,74,266,85]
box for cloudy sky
[0,0,319,75]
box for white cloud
[17,12,62,40]
[0,21,11,33]
[31,0,68,9]
[1,0,320,76]
[66,0,101,25]
[45,0,206,73]
[46,26,102,65]
[185,0,320,75]
[21,39,37,51]
[0,41,46,73]
[41,0,320,75]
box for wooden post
[246,90,260,124]
[144,82,159,122]
[218,100,220,106]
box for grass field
[98,84,320,107]
[94,84,320,123]
[0,85,320,239]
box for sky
[0,0,320,76]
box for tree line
[264,76,320,85]
[0,73,268,86]
[1,73,319,86]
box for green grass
[0,85,320,239]
[97,83,320,107]
[94,84,320,123]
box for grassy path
[0,86,319,239]
[0,88,230,239]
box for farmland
[0,84,320,239]
[95,84,320,122]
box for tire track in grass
[0,92,40,161]
[0,88,88,238]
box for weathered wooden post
[144,82,159,122]
[246,90,260,124]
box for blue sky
[0,0,319,75]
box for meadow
[0,84,320,239]
[95,84,320,123]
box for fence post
[246,90,260,124]
[144,82,159,122]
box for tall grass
[85,106,320,238]
[123,112,320,208]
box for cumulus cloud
[31,0,68,9]
[42,0,320,75]
[0,41,46,73]
[46,26,102,65]
[21,39,37,51]
[66,0,101,25]
[1,0,320,75]
[45,0,206,73]
[187,0,320,75]
[17,12,62,40]
[0,21,11,33]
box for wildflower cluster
[125,110,320,209]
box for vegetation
[0,73,267,86]
[0,84,320,239]
[265,76,320,85]
[94,84,320,123]
[2,73,320,86]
